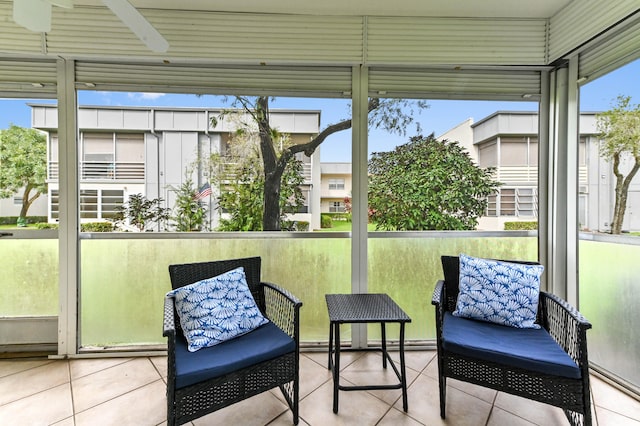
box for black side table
[325,293,412,413]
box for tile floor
[0,350,639,426]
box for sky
[1,59,638,163]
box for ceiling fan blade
[101,0,169,53]
[13,0,52,32]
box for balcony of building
[1,1,640,425]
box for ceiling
[71,0,575,19]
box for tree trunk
[610,154,640,234]
[256,97,379,230]
[19,184,35,221]
[263,170,283,230]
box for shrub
[504,221,537,230]
[321,214,333,228]
[0,216,47,225]
[81,222,114,232]
[35,222,58,229]
[295,221,309,231]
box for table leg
[333,323,341,413]
[400,323,408,412]
[381,322,387,369]
[328,320,334,370]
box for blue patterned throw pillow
[453,254,544,329]
[166,267,269,352]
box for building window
[50,189,124,221]
[486,187,538,217]
[486,194,497,217]
[13,196,23,205]
[330,201,345,213]
[80,132,144,180]
[500,189,516,216]
[329,179,345,190]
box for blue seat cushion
[442,312,581,379]
[175,321,296,389]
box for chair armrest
[432,280,445,307]
[432,280,446,341]
[163,296,176,339]
[539,291,592,367]
[262,282,303,340]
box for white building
[29,104,322,230]
[440,111,640,232]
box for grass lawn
[0,223,46,230]
[317,220,377,232]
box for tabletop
[325,293,411,323]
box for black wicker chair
[432,255,592,426]
[163,256,302,425]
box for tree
[213,97,427,230]
[368,134,499,230]
[216,136,305,231]
[113,193,171,231]
[0,125,47,225]
[596,95,640,234]
[169,178,208,231]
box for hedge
[504,221,537,230]
[0,216,48,225]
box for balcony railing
[48,161,145,181]
[495,165,587,183]
[2,230,638,395]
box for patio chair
[432,255,592,426]
[163,256,302,425]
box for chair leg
[293,375,300,425]
[438,374,447,419]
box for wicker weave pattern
[164,257,302,426]
[433,256,592,426]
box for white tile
[596,406,640,426]
[448,378,497,404]
[69,357,132,380]
[378,407,426,425]
[339,351,419,407]
[74,379,166,426]
[591,375,640,421]
[192,391,289,426]
[487,407,536,426]
[150,356,168,379]
[0,359,55,379]
[0,383,73,425]
[494,392,567,425]
[0,361,69,406]
[72,358,161,413]
[398,373,492,426]
[298,379,392,425]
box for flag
[195,182,212,200]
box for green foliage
[0,125,48,219]
[211,96,428,230]
[596,95,640,234]
[113,193,171,232]
[504,221,537,230]
[0,216,47,225]
[325,212,350,221]
[211,119,305,231]
[81,222,114,232]
[169,179,208,231]
[294,221,309,231]
[368,134,499,231]
[35,222,58,229]
[321,214,333,228]
[597,95,640,161]
[217,157,266,231]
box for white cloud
[127,92,165,100]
